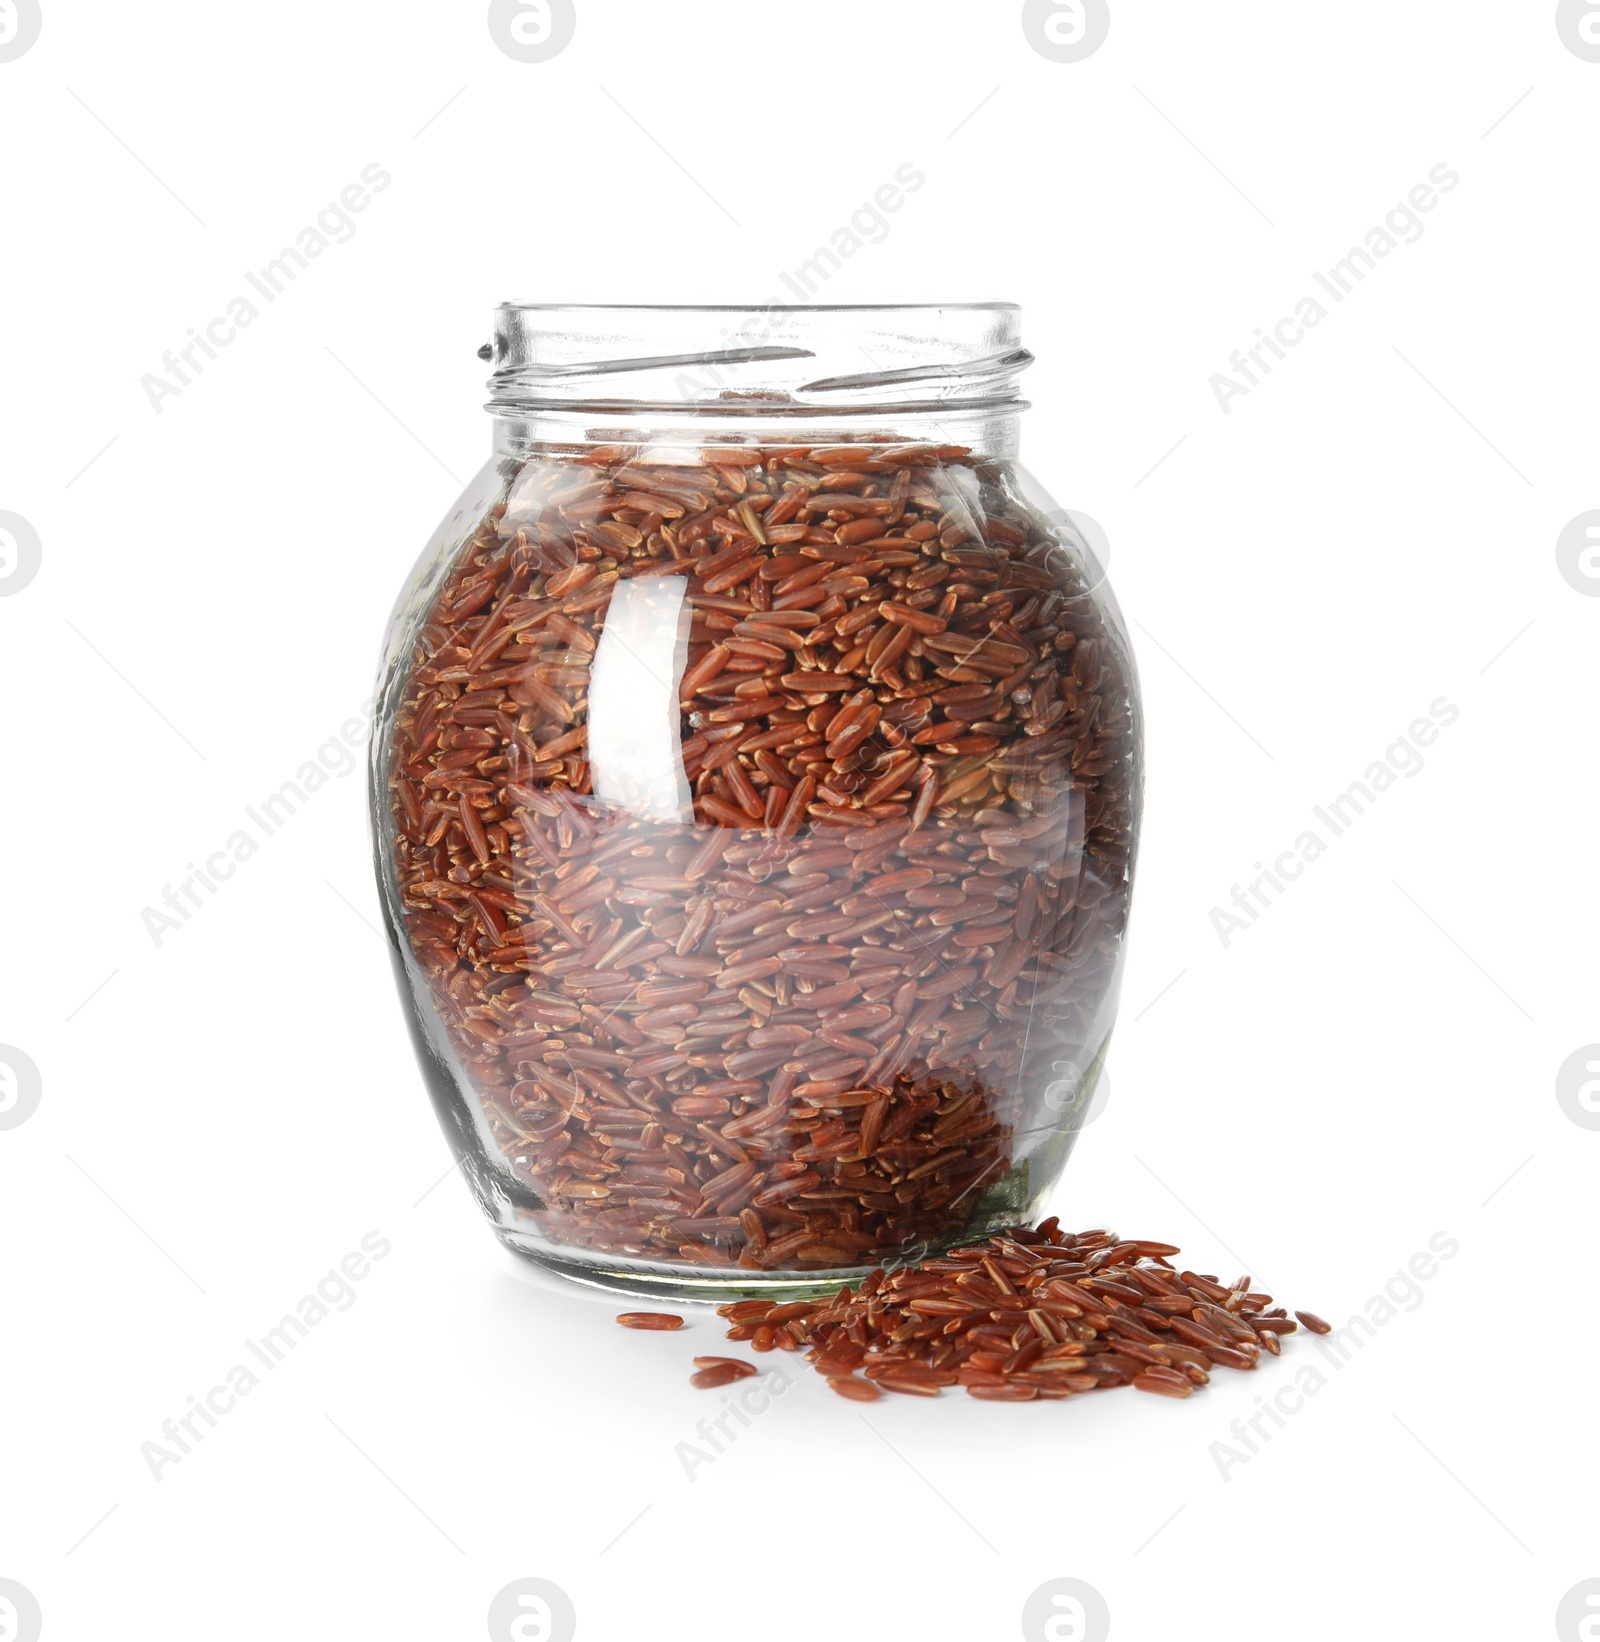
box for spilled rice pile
[619,1218,1329,1401]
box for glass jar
[371,304,1142,1299]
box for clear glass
[370,305,1142,1299]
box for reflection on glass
[587,575,693,823]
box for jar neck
[491,405,1024,464]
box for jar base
[494,1227,901,1304]
[491,1188,1052,1305]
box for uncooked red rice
[703,1219,1318,1403]
[384,440,1136,1274]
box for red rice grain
[828,1377,882,1402]
[690,1363,748,1389]
[690,1356,759,1378]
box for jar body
[372,337,1140,1298]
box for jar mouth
[483,303,1033,417]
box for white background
[2,4,1597,1639]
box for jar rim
[483,302,1032,417]
[493,301,1020,311]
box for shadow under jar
[371,304,1142,1300]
